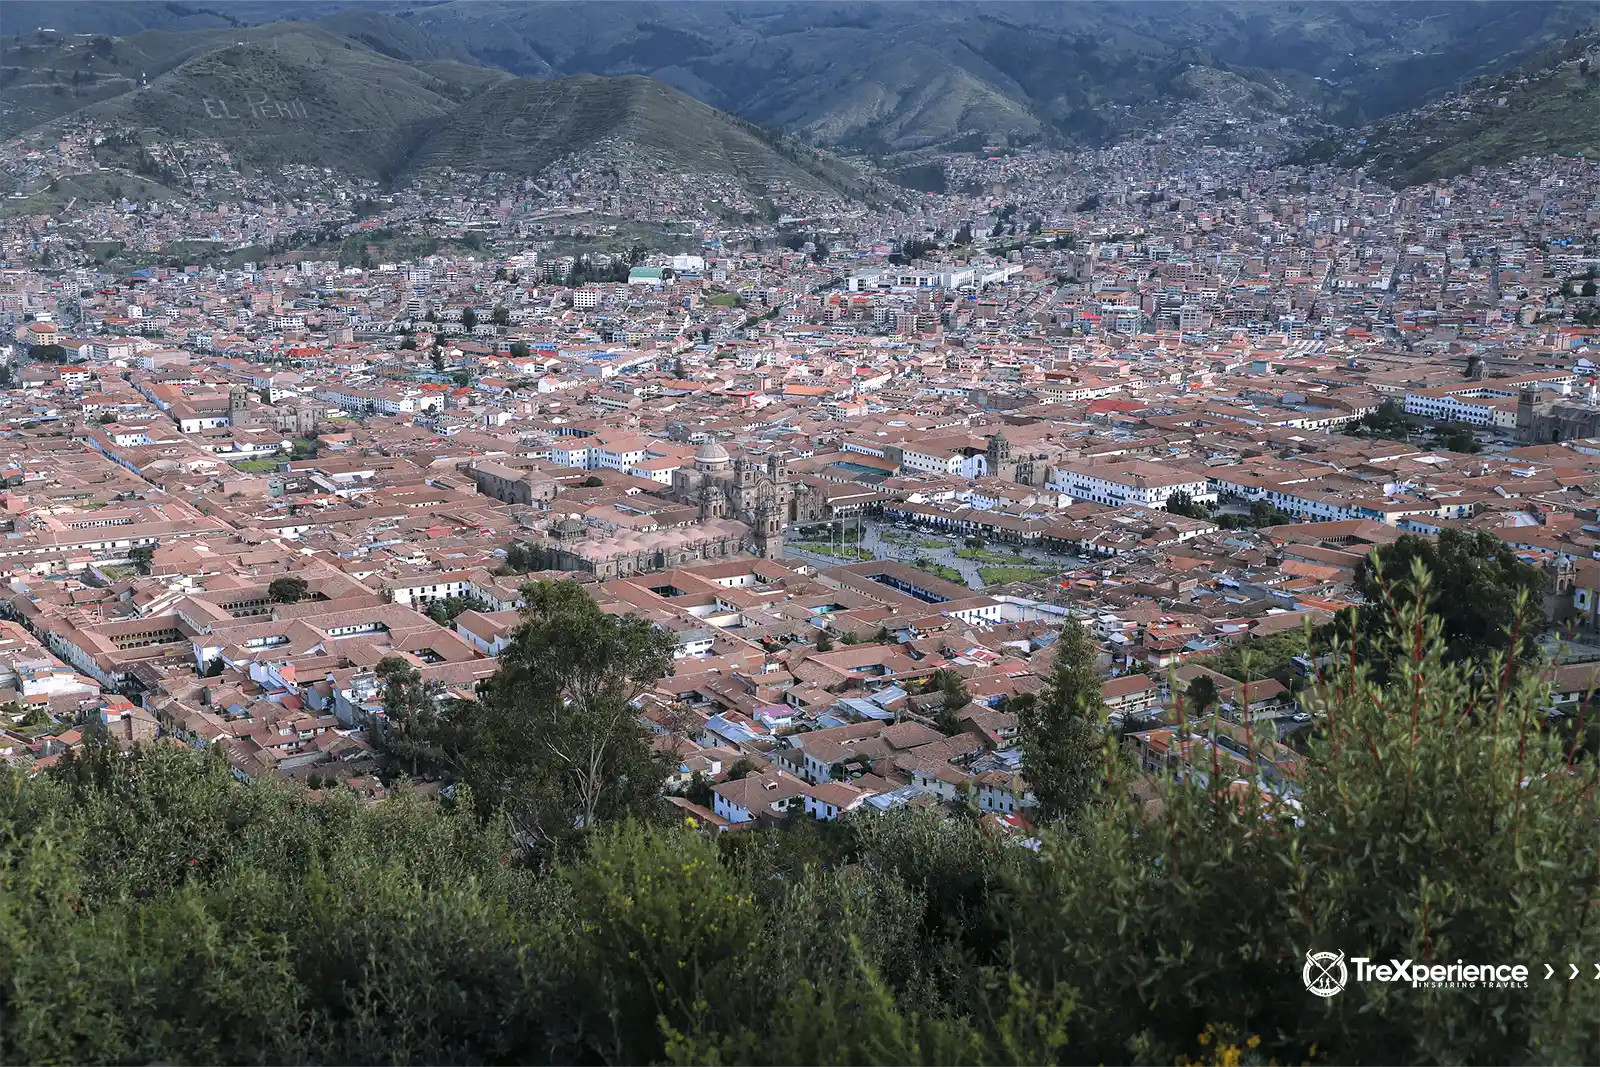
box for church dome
[694,439,731,469]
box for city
[1,3,1599,1065]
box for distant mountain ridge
[1295,33,1600,186]
[5,1,1600,175]
[0,23,871,204]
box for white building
[1050,461,1215,509]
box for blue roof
[836,698,895,721]
[704,713,762,745]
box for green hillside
[68,31,468,180]
[1304,36,1600,186]
[0,21,496,141]
[3,25,871,206]
[397,73,874,198]
[9,2,1600,154]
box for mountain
[1298,34,1600,186]
[1,23,870,204]
[9,2,1600,164]
[335,1,1303,150]
[404,74,876,199]
[272,1,1600,151]
[52,26,485,182]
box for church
[670,440,790,559]
[1517,385,1600,445]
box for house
[1101,673,1161,718]
[711,769,810,825]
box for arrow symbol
[1546,964,1556,979]
[1573,964,1582,980]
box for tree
[930,668,971,734]
[1584,279,1598,298]
[581,475,604,488]
[497,542,537,575]
[430,348,445,373]
[1018,619,1104,824]
[1211,628,1310,688]
[953,222,974,246]
[424,595,483,626]
[30,343,66,362]
[268,576,308,604]
[399,336,417,350]
[450,580,677,852]
[1185,674,1219,716]
[1345,398,1412,440]
[491,305,510,326]
[509,341,531,359]
[815,630,833,652]
[461,308,478,332]
[1003,576,1600,1066]
[1164,490,1210,520]
[4,568,1600,1065]
[128,545,154,575]
[372,655,451,781]
[1433,426,1482,454]
[1351,529,1547,674]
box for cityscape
[2,2,1600,1065]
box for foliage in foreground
[2,567,1599,1065]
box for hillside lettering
[201,95,308,120]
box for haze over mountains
[9,0,1600,156]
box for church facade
[1517,386,1600,444]
[670,441,790,559]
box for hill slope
[1301,35,1600,186]
[386,0,1600,151]
[65,28,474,181]
[401,73,872,196]
[3,25,870,204]
[12,1,1600,154]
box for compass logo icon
[1303,950,1348,997]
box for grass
[800,543,874,562]
[957,547,1029,565]
[912,560,966,585]
[232,457,282,472]
[705,291,743,307]
[980,565,1059,586]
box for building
[671,443,790,559]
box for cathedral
[670,440,790,559]
[1517,385,1600,445]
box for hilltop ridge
[0,23,872,206]
[1296,33,1600,186]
